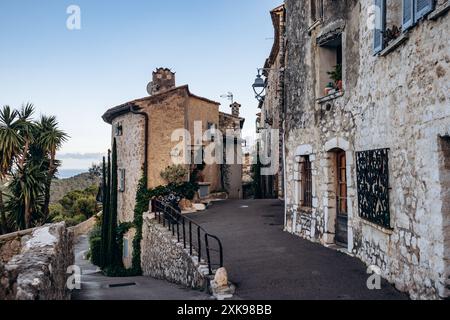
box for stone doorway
[439,136,450,295]
[334,149,348,246]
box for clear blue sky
[0,0,278,170]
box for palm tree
[0,106,22,234]
[38,115,68,223]
[8,162,45,230]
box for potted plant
[327,64,342,92]
[324,82,335,96]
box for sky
[0,0,278,172]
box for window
[310,0,324,24]
[318,34,343,97]
[123,238,129,258]
[374,0,435,54]
[300,156,313,208]
[119,169,125,192]
[356,148,391,228]
[115,122,123,136]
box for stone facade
[258,5,286,200]
[0,223,74,300]
[103,68,245,268]
[141,215,209,290]
[282,0,450,299]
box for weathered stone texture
[113,113,145,224]
[284,0,450,299]
[0,223,74,300]
[141,216,209,289]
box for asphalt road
[187,199,408,300]
[71,235,211,300]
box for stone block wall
[141,215,209,290]
[283,0,450,300]
[0,223,74,300]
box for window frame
[300,156,313,209]
[119,168,126,192]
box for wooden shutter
[374,0,386,54]
[415,0,434,22]
[403,0,415,30]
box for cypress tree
[105,150,112,266]
[109,139,122,267]
[100,156,108,268]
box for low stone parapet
[0,223,74,300]
[141,216,210,290]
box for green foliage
[100,156,109,268]
[148,182,199,201]
[327,64,342,83]
[160,165,188,185]
[107,138,122,268]
[251,143,263,199]
[49,184,99,227]
[73,196,98,218]
[88,223,102,267]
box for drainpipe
[130,105,149,183]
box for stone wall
[141,215,209,290]
[0,223,74,300]
[284,0,450,299]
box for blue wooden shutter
[415,0,434,22]
[374,0,386,54]
[403,0,415,30]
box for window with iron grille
[300,156,313,208]
[356,148,391,228]
[115,122,123,136]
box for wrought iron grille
[356,148,391,228]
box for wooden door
[335,151,348,246]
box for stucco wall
[112,113,145,224]
[284,0,450,299]
[139,93,187,189]
[141,216,209,289]
[0,223,74,300]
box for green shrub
[89,237,102,267]
[73,196,98,218]
[160,165,188,185]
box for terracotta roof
[102,85,221,124]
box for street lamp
[252,69,266,102]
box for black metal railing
[153,199,223,275]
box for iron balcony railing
[152,199,223,275]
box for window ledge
[308,20,322,34]
[360,218,394,235]
[316,91,344,104]
[428,1,450,20]
[379,32,409,57]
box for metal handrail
[153,199,224,275]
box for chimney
[150,68,176,95]
[230,102,241,118]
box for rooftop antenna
[220,92,234,104]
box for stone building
[281,0,450,299]
[102,68,244,267]
[257,4,286,200]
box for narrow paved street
[71,236,211,300]
[188,199,408,300]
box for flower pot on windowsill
[336,80,343,92]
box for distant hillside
[50,172,101,204]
